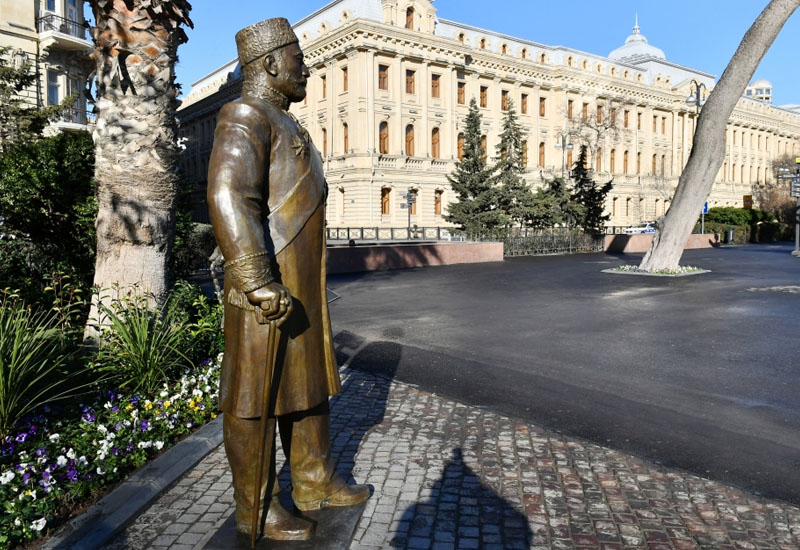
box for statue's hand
[246,282,293,322]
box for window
[406,7,414,29]
[654,199,660,217]
[409,189,418,215]
[581,102,588,122]
[478,86,487,108]
[538,142,545,167]
[521,48,528,59]
[624,110,629,129]
[610,149,616,172]
[661,154,666,176]
[431,127,440,158]
[501,44,508,55]
[406,70,415,94]
[457,82,466,104]
[321,75,327,99]
[434,190,443,216]
[610,107,617,123]
[342,66,348,92]
[596,105,603,124]
[596,148,602,172]
[636,152,641,174]
[567,100,574,119]
[47,70,59,105]
[652,154,657,175]
[431,74,440,98]
[405,125,414,156]
[381,187,391,214]
[612,197,617,216]
[322,128,327,156]
[458,33,465,43]
[339,187,345,216]
[342,123,349,152]
[480,135,487,161]
[379,121,389,154]
[733,130,738,145]
[378,65,389,90]
[637,112,642,130]
[521,93,528,114]
[539,52,546,63]
[566,150,573,168]
[623,151,629,174]
[501,90,509,111]
[521,140,528,167]
[46,0,56,11]
[539,97,546,117]
[480,38,486,49]
[626,198,631,216]
[661,116,666,134]
[652,115,657,132]
[457,133,465,160]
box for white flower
[137,441,152,449]
[103,402,112,409]
[57,456,67,467]
[0,471,15,484]
[159,390,168,398]
[154,441,164,450]
[14,518,21,526]
[96,467,105,475]
[97,450,107,460]
[192,388,203,397]
[48,433,60,442]
[97,424,108,434]
[77,456,88,466]
[131,410,138,419]
[66,448,76,460]
[31,517,46,531]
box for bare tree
[566,97,625,159]
[756,153,797,223]
[85,0,193,337]
[640,0,800,271]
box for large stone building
[0,0,93,133]
[177,0,800,229]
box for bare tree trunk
[640,0,800,271]
[85,0,192,340]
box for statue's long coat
[207,96,340,418]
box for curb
[44,416,224,550]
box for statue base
[203,494,366,549]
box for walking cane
[250,317,280,549]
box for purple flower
[35,446,48,458]
[15,432,27,443]
[22,472,31,483]
[1,442,15,456]
[139,420,149,432]
[201,359,211,366]
[65,469,78,482]
[42,471,51,480]
[111,406,119,412]
[131,395,140,405]
[111,447,119,456]
[28,424,38,435]
[106,390,117,401]
[126,442,134,452]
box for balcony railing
[55,106,96,127]
[38,12,87,41]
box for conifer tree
[493,99,534,229]
[569,145,613,235]
[445,98,503,237]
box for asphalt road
[327,243,800,505]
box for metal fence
[37,13,86,40]
[502,229,605,257]
[326,226,462,242]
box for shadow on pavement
[390,448,532,549]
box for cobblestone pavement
[103,363,800,550]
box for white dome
[609,17,665,62]
[750,78,772,89]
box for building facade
[0,0,93,132]
[177,0,800,228]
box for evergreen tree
[569,145,613,235]
[445,98,503,237]
[493,99,534,228]
[0,47,71,151]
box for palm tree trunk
[639,0,800,271]
[85,0,192,340]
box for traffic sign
[792,183,800,198]
[703,202,708,214]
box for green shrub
[91,292,200,396]
[169,280,224,365]
[0,291,89,437]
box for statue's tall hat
[235,17,299,67]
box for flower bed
[604,265,710,276]
[0,355,221,548]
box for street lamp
[554,132,573,179]
[686,79,707,114]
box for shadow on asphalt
[390,448,533,549]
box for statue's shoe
[235,500,313,541]
[293,475,371,511]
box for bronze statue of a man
[207,17,369,541]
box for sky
[150,0,800,106]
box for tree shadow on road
[390,448,532,549]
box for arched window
[539,52,546,63]
[405,124,415,156]
[654,198,660,217]
[651,154,657,175]
[539,142,545,167]
[521,48,528,59]
[521,140,528,167]
[612,197,618,216]
[409,188,418,215]
[661,155,666,176]
[458,33,465,43]
[480,135,487,161]
[457,133,465,160]
[623,151,629,174]
[501,44,508,54]
[567,56,573,67]
[636,152,641,174]
[625,197,631,216]
[322,128,327,156]
[610,149,616,173]
[431,127,440,158]
[379,122,389,154]
[342,123,349,152]
[381,187,391,214]
[434,189,443,216]
[596,148,602,172]
[405,7,414,29]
